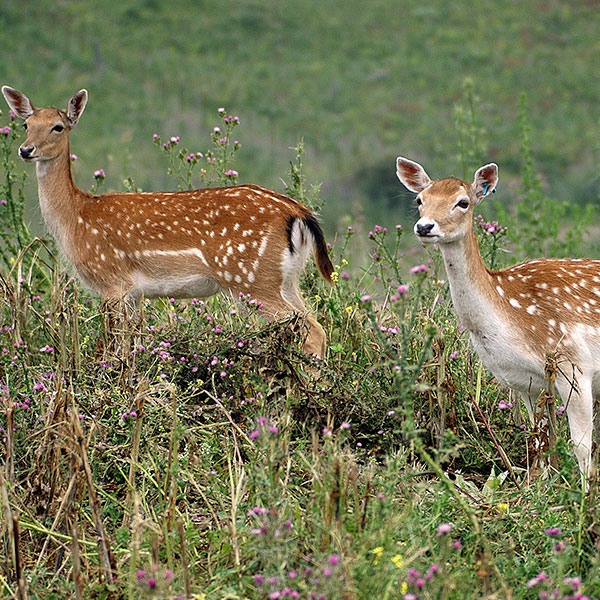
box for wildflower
[371,546,383,564]
[554,540,567,552]
[147,577,156,589]
[328,554,340,566]
[498,399,507,410]
[225,169,238,177]
[94,169,105,178]
[322,568,332,578]
[322,427,332,437]
[526,572,547,588]
[360,294,372,303]
[340,422,351,430]
[136,570,146,580]
[70,154,78,161]
[544,527,562,536]
[249,429,260,440]
[253,574,264,584]
[391,554,403,569]
[409,264,428,274]
[436,522,453,536]
[449,351,459,360]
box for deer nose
[19,146,34,159]
[416,222,434,236]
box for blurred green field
[1,0,599,234]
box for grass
[1,0,599,233]
[1,102,600,599]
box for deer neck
[35,143,84,254]
[438,227,500,335]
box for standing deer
[396,156,598,480]
[1,86,333,358]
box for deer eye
[416,197,423,207]
[455,199,469,209]
[51,124,64,133]
[22,122,28,130]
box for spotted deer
[396,156,599,480]
[2,86,333,357]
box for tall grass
[0,103,599,600]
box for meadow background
[1,1,600,599]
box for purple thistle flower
[409,264,428,274]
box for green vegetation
[1,97,600,598]
[0,0,599,232]
[2,3,600,598]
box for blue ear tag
[483,182,489,197]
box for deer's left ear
[472,163,498,204]
[66,89,88,127]
[396,157,432,193]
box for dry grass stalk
[4,401,14,483]
[177,519,192,599]
[70,520,84,600]
[0,474,28,599]
[122,383,148,529]
[70,407,116,583]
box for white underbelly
[470,332,546,394]
[129,272,221,300]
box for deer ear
[472,163,498,204]
[67,89,88,127]
[396,157,432,193]
[1,86,35,119]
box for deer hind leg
[555,374,593,481]
[252,292,325,359]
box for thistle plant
[153,107,242,190]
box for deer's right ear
[396,157,432,193]
[66,89,88,127]
[1,86,35,119]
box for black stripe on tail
[286,214,334,284]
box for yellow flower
[391,554,403,569]
[371,546,384,565]
[342,258,348,265]
[314,294,322,302]
[345,306,353,314]
[401,582,408,594]
[497,502,509,514]
[331,272,339,283]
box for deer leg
[556,374,593,482]
[252,293,325,360]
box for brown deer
[396,156,598,481]
[2,86,333,358]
